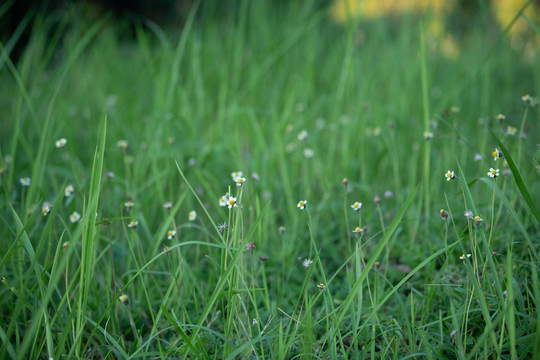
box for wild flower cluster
[439,94,536,263]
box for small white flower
[55,138,67,148]
[297,130,309,141]
[163,201,172,210]
[227,196,237,209]
[297,200,307,210]
[351,202,362,211]
[423,131,433,140]
[506,126,517,136]
[117,140,129,150]
[464,210,474,219]
[189,210,196,221]
[474,153,484,162]
[234,176,246,187]
[459,253,472,262]
[303,148,314,158]
[42,202,52,216]
[352,226,364,237]
[70,211,81,223]
[127,220,138,229]
[487,168,499,178]
[20,177,31,186]
[119,294,129,305]
[231,171,243,180]
[65,184,74,197]
[445,170,456,181]
[167,230,176,239]
[492,148,503,161]
[302,258,313,268]
[124,201,134,211]
[219,193,229,207]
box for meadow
[1,1,539,359]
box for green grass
[1,1,539,359]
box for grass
[1,1,539,359]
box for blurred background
[2,0,539,62]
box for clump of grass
[1,1,539,358]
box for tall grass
[1,1,539,358]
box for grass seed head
[119,294,129,305]
[440,209,448,220]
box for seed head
[119,294,129,305]
[440,209,448,220]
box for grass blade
[333,185,418,334]
[490,129,540,224]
